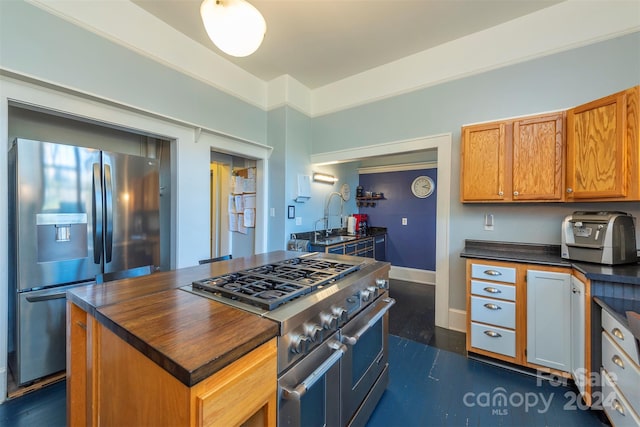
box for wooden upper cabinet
[461,112,565,203]
[566,86,640,201]
[461,122,508,201]
[513,113,565,201]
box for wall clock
[411,176,434,198]
[340,183,351,201]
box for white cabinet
[526,269,571,371]
[570,276,586,397]
[601,309,640,426]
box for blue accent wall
[359,169,437,270]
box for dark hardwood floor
[388,279,466,355]
[0,279,608,426]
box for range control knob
[320,312,338,330]
[332,306,348,324]
[361,289,372,302]
[375,278,389,290]
[367,286,378,297]
[304,323,323,342]
[290,334,311,354]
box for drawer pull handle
[483,330,501,338]
[612,355,625,369]
[483,287,501,294]
[611,328,625,341]
[484,270,502,276]
[483,303,502,310]
[612,399,625,416]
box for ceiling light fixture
[200,0,266,58]
[313,173,338,184]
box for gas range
[182,252,390,374]
[191,256,361,311]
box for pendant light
[200,0,266,57]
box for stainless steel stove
[182,252,394,427]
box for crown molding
[25,0,640,118]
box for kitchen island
[66,252,300,427]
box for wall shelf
[356,196,385,207]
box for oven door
[340,294,395,427]
[278,332,346,427]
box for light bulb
[200,0,266,57]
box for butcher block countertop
[66,252,300,386]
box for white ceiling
[131,0,564,89]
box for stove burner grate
[192,256,361,310]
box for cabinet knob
[612,399,625,416]
[612,354,625,369]
[611,327,625,341]
[513,191,519,196]
[566,188,573,194]
[498,191,504,196]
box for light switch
[484,214,494,231]
[295,217,302,226]
[402,218,408,226]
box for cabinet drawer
[471,296,515,329]
[470,322,515,358]
[357,239,371,250]
[471,264,516,283]
[601,368,640,427]
[602,332,640,416]
[602,310,640,365]
[471,280,516,301]
[327,245,344,255]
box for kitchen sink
[315,235,357,245]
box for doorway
[311,133,452,329]
[209,151,258,259]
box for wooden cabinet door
[512,113,564,201]
[461,122,508,201]
[566,89,635,200]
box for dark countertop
[295,227,387,247]
[460,240,640,285]
[66,252,305,387]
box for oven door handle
[342,297,396,346]
[281,341,347,401]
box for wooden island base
[67,300,277,427]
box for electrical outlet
[402,218,408,226]
[295,217,302,226]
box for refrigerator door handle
[26,292,67,302]
[104,163,113,263]
[93,163,103,264]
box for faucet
[314,218,326,243]
[324,191,344,235]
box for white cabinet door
[570,276,586,397]
[527,270,571,371]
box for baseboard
[389,266,435,284]
[448,308,466,333]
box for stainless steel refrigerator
[8,138,160,385]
